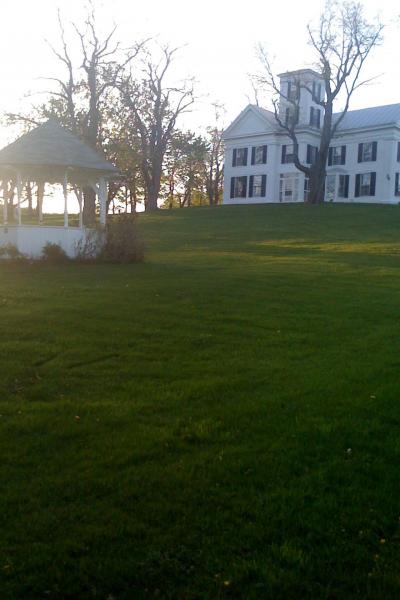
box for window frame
[355,172,376,197]
[251,145,267,165]
[281,143,298,164]
[230,176,248,199]
[249,174,267,198]
[358,141,377,163]
[232,147,248,167]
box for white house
[223,68,400,205]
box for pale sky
[0,0,398,141]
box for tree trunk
[308,165,326,204]
[83,187,96,225]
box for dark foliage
[100,214,145,263]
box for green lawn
[1,203,400,599]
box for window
[232,147,248,167]
[230,176,247,198]
[328,145,346,166]
[284,106,299,127]
[249,175,266,198]
[287,81,299,102]
[279,174,300,202]
[358,142,377,163]
[251,145,267,165]
[326,175,336,200]
[281,143,298,164]
[338,175,349,198]
[312,81,322,102]
[355,172,376,197]
[395,173,400,197]
[306,145,318,165]
[309,107,321,128]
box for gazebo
[0,120,118,258]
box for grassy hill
[1,203,400,598]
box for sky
[0,0,398,210]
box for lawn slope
[1,203,400,599]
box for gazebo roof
[0,120,117,176]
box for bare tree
[118,45,195,211]
[7,5,144,224]
[256,1,383,204]
[205,105,225,206]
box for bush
[0,243,26,261]
[74,228,105,261]
[100,215,145,263]
[41,242,69,263]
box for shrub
[100,215,145,263]
[0,243,26,261]
[74,228,105,261]
[41,242,69,263]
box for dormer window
[312,81,322,102]
[284,107,298,127]
[287,81,299,102]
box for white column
[16,172,22,226]
[99,177,107,226]
[37,181,44,224]
[3,180,8,227]
[78,188,83,228]
[63,172,68,228]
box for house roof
[0,120,117,174]
[277,68,322,79]
[334,103,400,131]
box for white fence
[0,225,98,258]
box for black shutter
[232,149,237,167]
[397,142,400,162]
[370,172,376,196]
[281,145,286,163]
[310,107,314,125]
[395,173,399,195]
[344,175,349,198]
[328,147,333,166]
[251,147,255,165]
[263,145,268,164]
[294,143,299,159]
[249,176,254,198]
[230,178,235,199]
[358,144,363,163]
[261,175,266,197]
[307,144,311,164]
[372,141,377,162]
[341,145,346,165]
[316,110,321,128]
[355,174,360,197]
[243,148,248,166]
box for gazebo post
[37,181,44,224]
[99,177,107,226]
[2,180,8,227]
[63,171,69,228]
[78,188,83,228]
[16,171,22,226]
